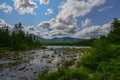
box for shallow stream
[0,46,89,80]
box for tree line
[41,38,96,46]
[0,23,41,51]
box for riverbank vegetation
[0,23,41,52]
[37,18,120,80]
[41,38,96,46]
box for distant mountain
[37,36,84,42]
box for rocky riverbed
[0,46,89,80]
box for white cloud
[0,19,6,27]
[0,3,13,13]
[0,19,41,37]
[27,26,40,35]
[45,8,53,15]
[82,18,91,28]
[38,20,51,30]
[74,22,111,39]
[40,32,52,39]
[38,14,78,36]
[28,26,36,31]
[58,0,106,18]
[50,29,68,36]
[14,0,37,15]
[40,0,49,5]
[99,6,112,12]
[38,0,106,37]
[0,18,13,30]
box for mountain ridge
[37,36,84,42]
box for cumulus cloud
[28,26,36,31]
[82,18,91,28]
[40,32,52,39]
[45,8,53,15]
[58,0,106,17]
[0,3,13,13]
[0,19,6,27]
[0,18,13,30]
[38,20,51,30]
[40,0,49,5]
[50,29,67,36]
[99,6,112,12]
[74,22,111,39]
[38,14,78,36]
[27,26,40,35]
[0,19,41,37]
[38,0,106,37]
[14,0,37,15]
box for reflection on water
[0,46,88,80]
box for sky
[0,0,120,39]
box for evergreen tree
[108,18,120,44]
[0,23,41,51]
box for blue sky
[0,0,120,39]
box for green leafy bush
[93,57,120,80]
[37,68,90,80]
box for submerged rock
[18,66,26,71]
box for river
[0,46,90,80]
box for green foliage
[79,48,91,54]
[108,18,120,44]
[37,68,89,80]
[80,38,113,70]
[0,25,11,47]
[93,57,120,80]
[41,38,96,46]
[79,18,120,80]
[0,23,41,51]
[77,38,96,46]
[41,41,77,46]
[80,53,97,70]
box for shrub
[37,68,90,80]
[92,57,120,80]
